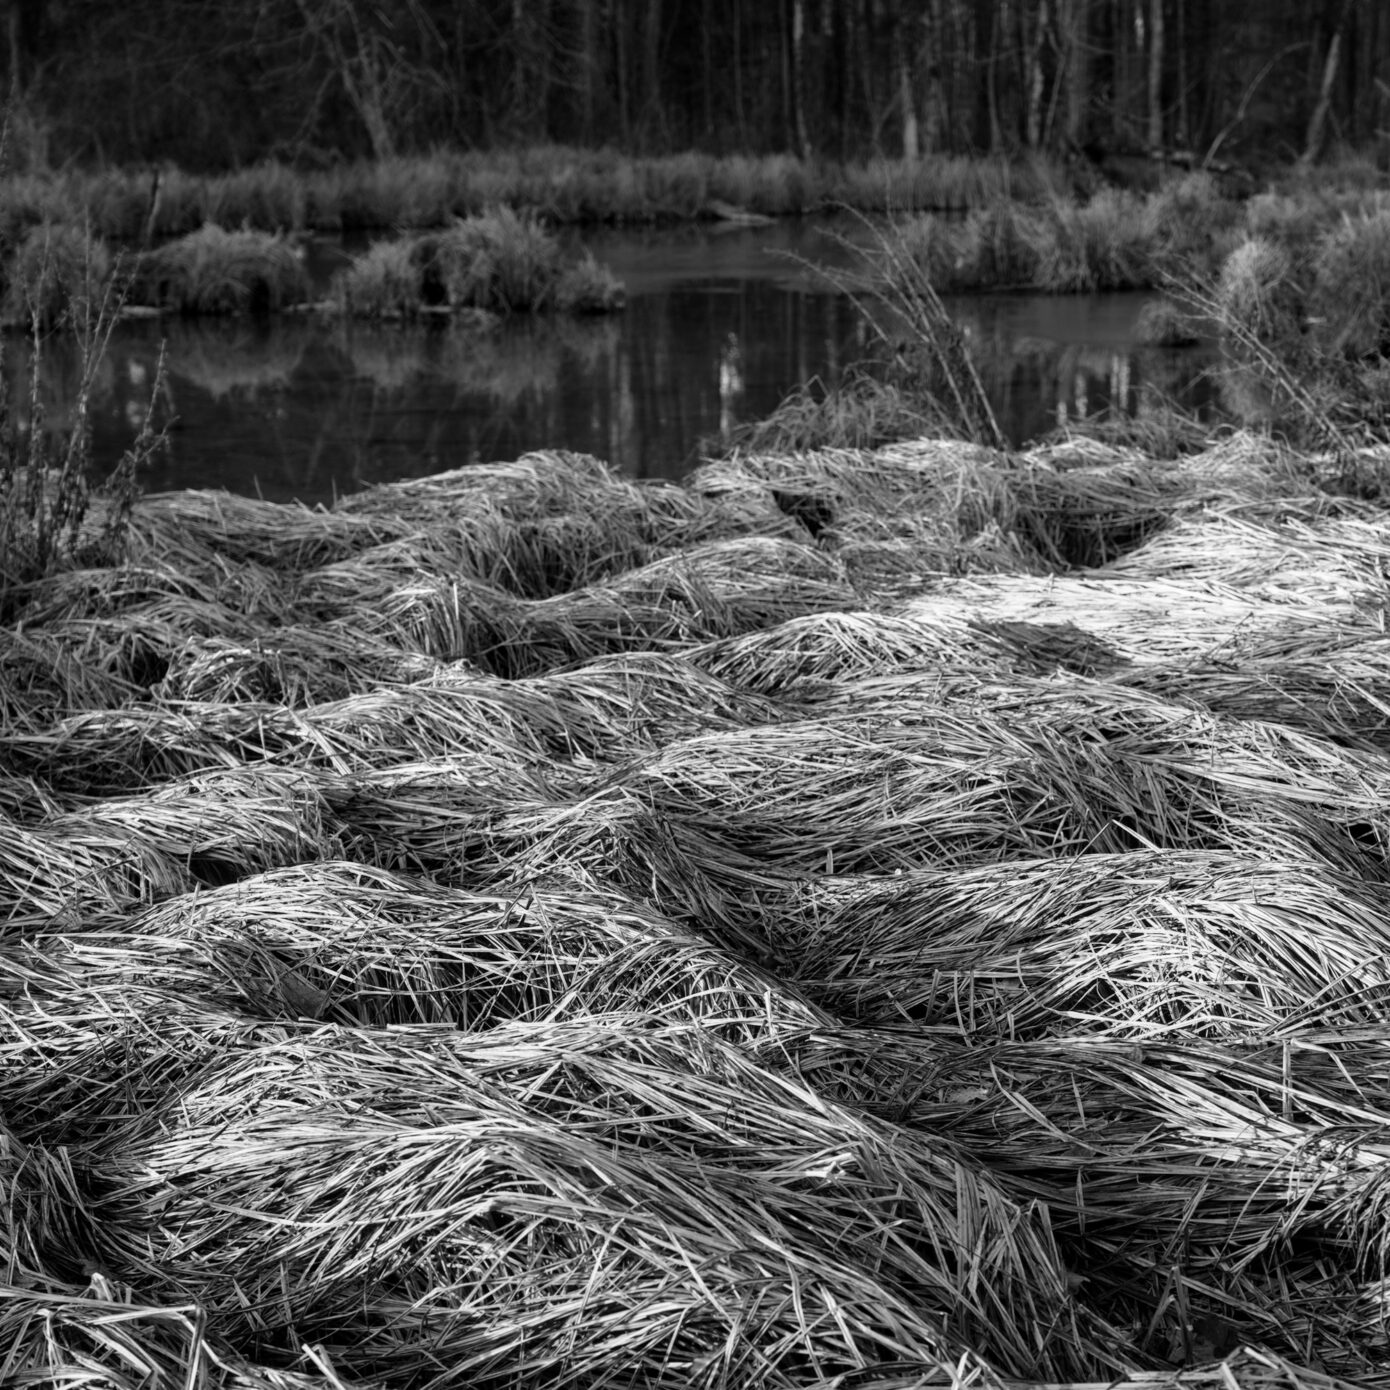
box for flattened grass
[13,429,1390,1384]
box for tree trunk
[733,0,746,147]
[790,0,810,157]
[1175,0,1188,148]
[918,0,942,152]
[833,0,851,158]
[701,0,713,141]
[1301,0,1351,166]
[614,0,630,146]
[643,0,664,148]
[1147,0,1164,149]
[1025,0,1049,148]
[7,2,18,95]
[983,0,1003,150]
[1112,0,1128,143]
[1060,0,1090,147]
[898,11,919,159]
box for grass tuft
[131,225,310,315]
[335,210,623,319]
[4,222,112,328]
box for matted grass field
[6,436,1390,1388]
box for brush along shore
[9,439,1390,1387]
[1,210,624,328]
[11,161,1390,338]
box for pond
[29,220,1218,506]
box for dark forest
[1,0,1383,172]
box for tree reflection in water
[16,228,1219,507]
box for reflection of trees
[59,254,1224,503]
[3,335,117,437]
[332,317,621,402]
[163,318,313,399]
[945,304,1217,443]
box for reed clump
[334,209,624,319]
[15,415,1390,1386]
[129,224,310,315]
[3,220,112,327]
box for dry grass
[780,848,1390,1037]
[12,428,1390,1385]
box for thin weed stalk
[1174,269,1355,458]
[0,253,165,611]
[803,212,1006,452]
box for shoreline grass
[0,152,1384,341]
[0,148,1076,243]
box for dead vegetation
[7,439,1390,1388]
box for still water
[39,221,1214,506]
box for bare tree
[291,0,447,158]
[1146,0,1163,148]
[1301,0,1352,167]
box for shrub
[555,252,625,312]
[1031,190,1149,292]
[900,203,1041,292]
[1214,238,1303,347]
[86,168,156,241]
[1143,172,1241,279]
[1135,296,1201,347]
[0,287,164,611]
[1242,191,1335,256]
[144,166,209,239]
[711,368,953,455]
[131,225,310,315]
[427,208,565,312]
[4,222,112,328]
[336,210,624,319]
[203,162,309,233]
[831,214,1005,448]
[1307,209,1390,358]
[332,237,423,319]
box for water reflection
[946,292,1219,445]
[14,224,1219,506]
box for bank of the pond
[0,147,1379,298]
[58,274,1212,499]
[6,433,1390,1388]
[5,210,626,328]
[1,148,1075,244]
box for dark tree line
[2,0,1385,172]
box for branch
[1202,42,1307,170]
